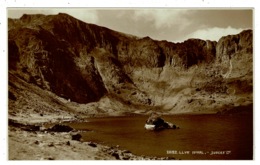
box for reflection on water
[68,112,253,160]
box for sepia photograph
[7,8,253,160]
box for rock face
[8,13,253,114]
[215,30,253,79]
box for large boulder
[145,113,179,130]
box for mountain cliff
[8,13,253,115]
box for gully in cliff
[144,113,179,131]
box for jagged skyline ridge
[8,9,252,42]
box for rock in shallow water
[47,124,74,132]
[145,113,179,131]
[88,141,97,147]
[112,152,120,160]
[71,133,82,141]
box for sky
[8,8,253,42]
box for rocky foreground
[9,118,175,160]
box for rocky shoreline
[8,118,175,160]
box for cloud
[184,26,247,41]
[133,9,191,30]
[8,9,252,43]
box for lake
[68,111,253,160]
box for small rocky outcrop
[47,124,73,132]
[8,119,40,131]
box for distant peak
[57,12,71,17]
[143,36,152,40]
[20,13,46,20]
[239,29,252,35]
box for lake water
[68,112,253,160]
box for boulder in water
[145,113,179,130]
[71,133,82,141]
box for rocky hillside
[8,13,253,115]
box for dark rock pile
[46,124,74,132]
